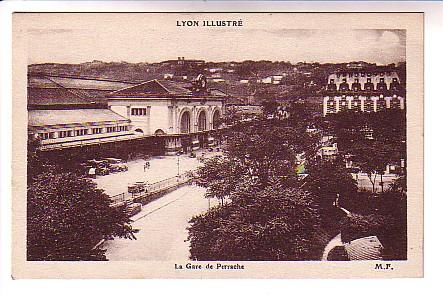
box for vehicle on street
[191,140,200,151]
[207,136,215,148]
[128,181,147,194]
[85,159,110,176]
[103,157,129,172]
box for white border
[0,0,441,294]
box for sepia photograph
[11,12,423,278]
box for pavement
[103,185,219,261]
[322,233,343,261]
[93,149,222,197]
[352,173,399,192]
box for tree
[326,109,406,193]
[27,139,137,261]
[188,102,327,260]
[27,170,137,260]
[304,157,358,227]
[188,183,323,261]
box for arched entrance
[134,128,144,134]
[212,109,221,129]
[197,110,207,131]
[180,111,191,134]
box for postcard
[12,12,423,278]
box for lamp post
[176,152,180,176]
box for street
[352,173,398,192]
[103,185,215,261]
[94,149,221,197]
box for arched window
[180,111,191,134]
[212,110,221,129]
[154,129,166,136]
[198,110,207,131]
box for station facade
[107,77,226,155]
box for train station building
[27,73,227,156]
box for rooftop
[28,109,128,127]
[344,236,384,260]
[107,79,228,99]
[28,74,137,105]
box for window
[367,78,372,83]
[38,132,55,140]
[75,129,88,136]
[354,73,359,77]
[106,126,118,133]
[380,78,385,83]
[329,79,334,84]
[361,73,366,77]
[131,108,147,116]
[59,130,73,138]
[117,126,128,132]
[92,128,102,134]
[380,72,384,76]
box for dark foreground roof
[344,236,384,260]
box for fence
[110,172,192,207]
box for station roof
[29,74,136,91]
[28,74,136,105]
[28,109,128,127]
[107,79,228,99]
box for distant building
[323,65,405,116]
[259,75,284,85]
[161,57,205,67]
[208,68,223,73]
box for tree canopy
[27,139,138,261]
[188,103,335,260]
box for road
[322,233,343,261]
[103,185,216,261]
[94,149,221,197]
[352,173,398,192]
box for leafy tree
[304,157,358,226]
[188,183,323,261]
[188,102,328,260]
[27,170,137,260]
[325,109,406,193]
[27,139,138,261]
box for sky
[23,14,406,65]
